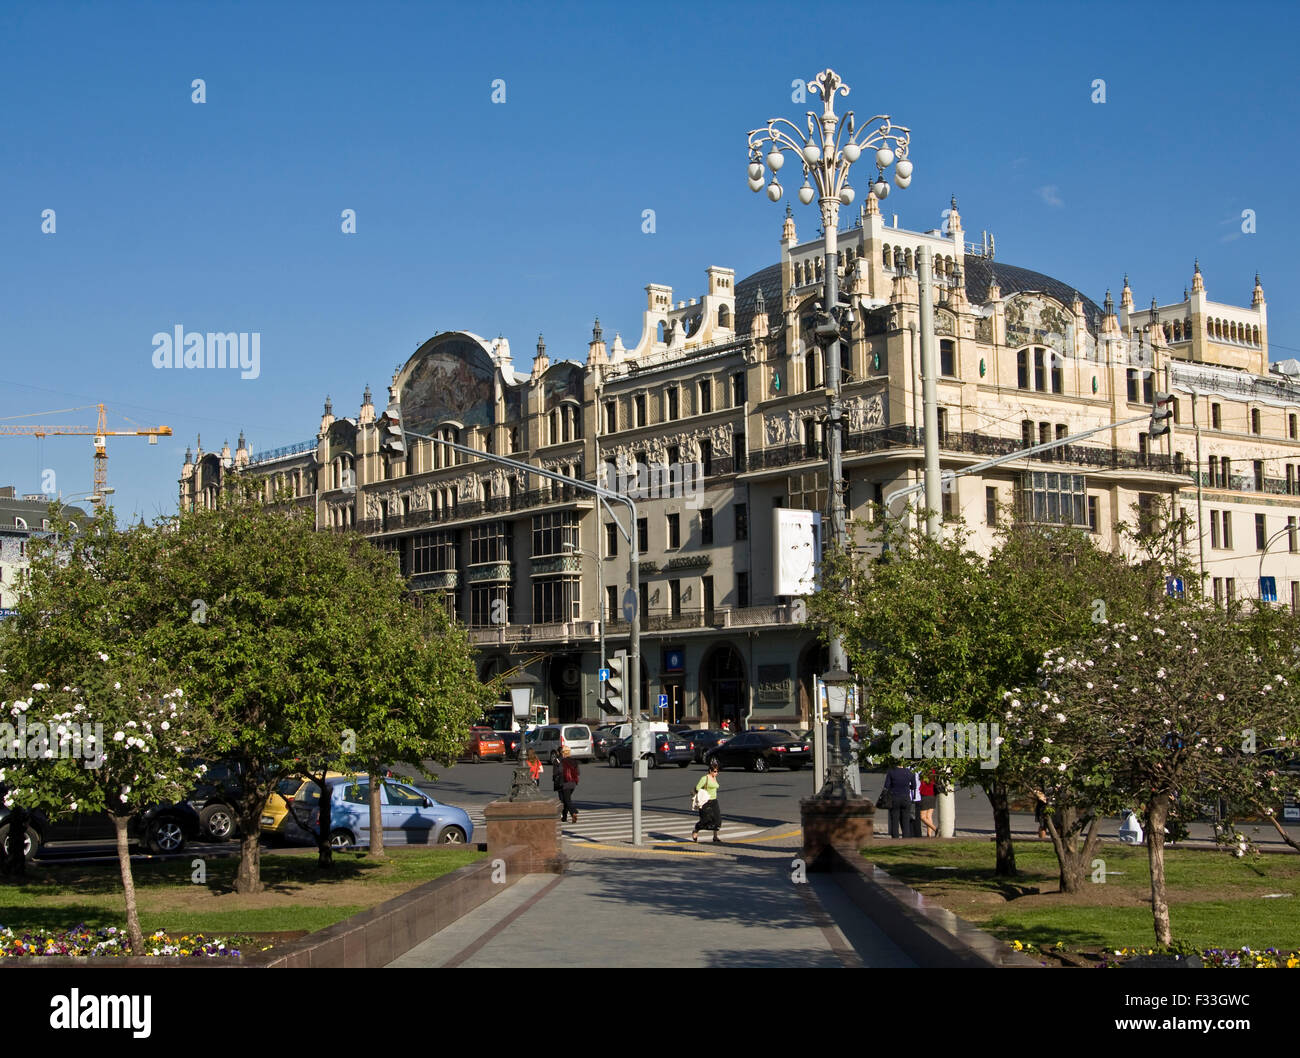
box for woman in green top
[692,760,722,843]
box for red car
[462,727,506,763]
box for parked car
[705,731,812,772]
[525,724,595,761]
[185,757,245,841]
[608,731,694,768]
[497,730,522,759]
[0,795,201,861]
[688,730,731,763]
[306,776,474,850]
[260,770,350,841]
[591,726,621,760]
[461,727,506,763]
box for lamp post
[505,672,546,802]
[747,69,912,799]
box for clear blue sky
[2,0,1297,520]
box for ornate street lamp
[505,671,546,802]
[747,69,912,799]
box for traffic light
[602,650,627,717]
[1150,391,1175,439]
[378,398,406,458]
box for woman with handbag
[691,759,722,843]
[554,746,581,823]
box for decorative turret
[235,430,249,468]
[1252,272,1265,307]
[946,195,963,236]
[531,334,550,379]
[782,203,797,244]
[319,397,334,435]
[1101,289,1121,337]
[220,439,232,467]
[359,383,375,425]
[1191,259,1204,294]
[1121,274,1134,310]
[587,317,608,365]
[751,286,769,339]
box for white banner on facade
[773,508,821,596]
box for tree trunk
[368,763,385,859]
[311,772,334,869]
[235,828,262,894]
[1045,806,1103,893]
[113,815,145,953]
[985,782,1017,876]
[1145,793,1173,946]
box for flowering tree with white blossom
[1,657,207,953]
[1009,602,1299,945]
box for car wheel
[146,818,187,855]
[0,824,40,862]
[752,756,769,773]
[200,804,237,841]
[438,826,467,845]
[608,754,618,768]
[328,828,354,851]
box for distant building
[180,196,1300,727]
[0,486,87,612]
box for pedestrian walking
[526,749,542,785]
[919,770,938,837]
[907,767,923,837]
[882,759,916,839]
[553,746,580,822]
[691,759,723,843]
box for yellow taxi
[260,770,350,842]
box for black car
[608,732,693,768]
[497,730,522,760]
[688,729,732,763]
[185,758,246,841]
[705,731,811,772]
[0,797,202,862]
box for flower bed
[0,924,247,958]
[1009,939,1300,968]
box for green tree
[0,509,210,950]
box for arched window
[883,245,892,269]
[718,304,731,329]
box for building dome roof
[734,255,1103,336]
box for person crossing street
[692,759,723,843]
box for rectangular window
[700,508,714,545]
[1287,465,1295,495]
[1255,460,1265,491]
[1251,408,1261,434]
[937,407,949,446]
[667,512,681,549]
[1289,515,1298,553]
[1127,369,1139,403]
[737,571,751,608]
[733,502,749,542]
[1209,455,1219,487]
[670,579,682,618]
[732,371,747,406]
[1213,577,1223,605]
[734,430,746,472]
[1039,422,1052,461]
[1056,423,1068,450]
[1257,513,1267,550]
[666,443,680,468]
[1211,510,1221,549]
[1018,349,1030,389]
[667,387,680,421]
[637,517,648,553]
[700,438,713,477]
[634,394,647,427]
[703,576,715,621]
[1137,493,1159,538]
[1290,413,1298,440]
[531,511,579,558]
[605,401,616,433]
[986,486,997,525]
[1021,420,1033,449]
[1138,433,1149,463]
[1051,355,1063,394]
[605,522,618,558]
[1222,457,1232,489]
[1223,511,1233,549]
[804,418,818,458]
[606,585,618,622]
[1143,374,1154,405]
[1211,403,1221,429]
[698,379,712,414]
[1088,495,1098,533]
[872,482,884,524]
[940,339,955,377]
[1225,577,1236,608]
[941,481,957,521]
[1034,348,1046,392]
[1020,471,1088,527]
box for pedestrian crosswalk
[468,806,773,845]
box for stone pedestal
[484,798,564,874]
[800,797,874,870]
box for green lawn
[865,841,1300,952]
[0,846,486,938]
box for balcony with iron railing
[749,424,1186,476]
[463,602,807,646]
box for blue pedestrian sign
[1260,576,1277,602]
[657,694,668,711]
[598,667,610,682]
[1165,576,1184,598]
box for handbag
[692,788,709,811]
[875,787,894,810]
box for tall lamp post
[747,69,913,798]
[505,672,545,802]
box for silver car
[525,724,595,761]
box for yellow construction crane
[0,403,173,495]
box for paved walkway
[389,824,916,969]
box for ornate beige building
[180,196,1300,727]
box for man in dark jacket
[883,758,917,839]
